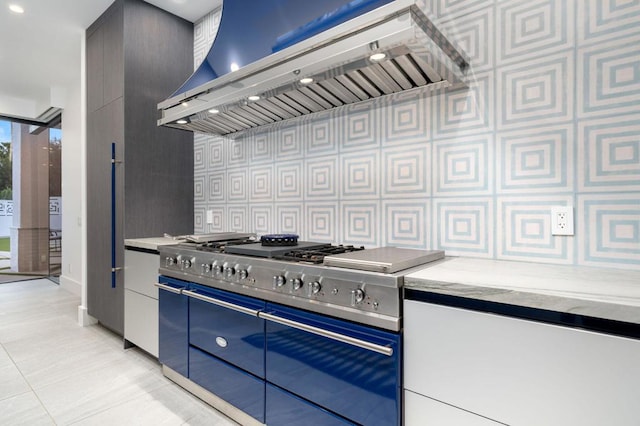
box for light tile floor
[0,279,238,425]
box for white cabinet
[404,300,640,426]
[124,249,160,357]
[404,390,501,425]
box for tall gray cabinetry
[86,0,194,335]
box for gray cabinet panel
[103,0,124,106]
[86,27,104,113]
[86,0,193,337]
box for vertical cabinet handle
[111,142,120,288]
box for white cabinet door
[404,390,501,426]
[404,300,640,426]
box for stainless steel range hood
[158,0,469,137]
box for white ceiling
[0,0,220,122]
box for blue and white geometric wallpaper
[193,0,640,271]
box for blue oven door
[157,276,189,377]
[263,303,401,426]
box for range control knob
[182,259,192,269]
[273,275,286,287]
[291,278,303,291]
[202,263,212,273]
[165,257,176,266]
[352,288,365,304]
[310,281,321,295]
[214,264,224,274]
[238,269,249,280]
[225,267,236,278]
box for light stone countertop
[124,237,182,251]
[404,257,640,325]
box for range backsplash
[192,0,640,271]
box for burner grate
[276,245,365,264]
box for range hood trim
[158,0,469,136]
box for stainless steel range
[157,232,444,426]
[158,233,443,331]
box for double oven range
[156,233,443,426]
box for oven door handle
[259,312,393,357]
[183,290,261,317]
[154,282,183,294]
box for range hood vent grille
[158,1,469,137]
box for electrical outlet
[551,206,574,236]
[206,210,214,224]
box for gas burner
[275,245,365,264]
[180,238,258,253]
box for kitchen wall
[192,0,640,271]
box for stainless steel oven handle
[154,282,183,294]
[259,312,393,357]
[183,290,261,317]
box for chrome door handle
[183,290,261,317]
[259,312,393,356]
[154,282,183,294]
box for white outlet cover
[206,210,214,224]
[551,206,574,236]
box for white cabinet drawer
[404,300,640,426]
[124,289,158,357]
[404,390,501,426]
[124,249,159,298]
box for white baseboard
[59,274,82,296]
[78,305,98,327]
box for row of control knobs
[273,275,322,294]
[165,256,365,304]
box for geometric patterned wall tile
[275,204,303,235]
[276,162,302,201]
[207,137,225,169]
[249,130,274,164]
[382,144,429,198]
[306,202,338,243]
[433,197,494,257]
[433,134,493,195]
[205,206,225,232]
[208,171,225,202]
[497,123,573,193]
[433,72,493,138]
[441,8,494,72]
[497,0,573,66]
[383,200,428,249]
[194,203,206,234]
[227,170,247,202]
[578,0,640,45]
[497,50,574,129]
[306,111,338,157]
[250,165,274,202]
[382,91,428,145]
[194,138,206,172]
[250,204,273,235]
[341,201,380,247]
[305,157,339,200]
[340,101,380,151]
[341,151,380,199]
[496,196,574,264]
[433,0,493,19]
[275,124,303,159]
[227,138,248,167]
[193,8,220,69]
[579,194,640,270]
[227,205,249,232]
[578,114,640,192]
[194,173,206,202]
[577,35,640,118]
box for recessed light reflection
[248,95,260,101]
[9,4,24,13]
[369,52,386,62]
[300,77,313,85]
[176,119,188,124]
[230,62,239,72]
[208,108,219,114]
